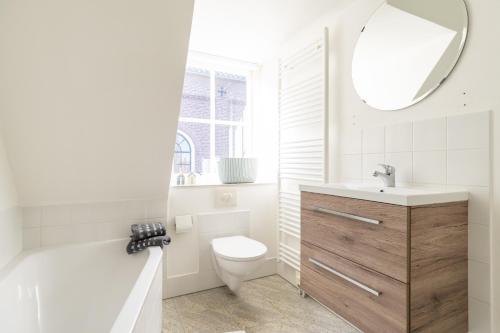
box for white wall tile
[413,151,446,184]
[29,199,164,248]
[447,111,490,150]
[385,152,413,183]
[340,154,362,181]
[69,204,92,224]
[41,225,75,247]
[447,149,489,186]
[89,202,127,223]
[97,221,132,241]
[123,200,148,220]
[385,123,412,153]
[341,128,362,154]
[469,298,491,333]
[41,224,100,246]
[362,126,385,154]
[467,186,491,226]
[469,223,490,264]
[22,207,41,228]
[469,260,490,303]
[362,154,385,181]
[23,227,40,250]
[413,118,446,151]
[74,223,98,243]
[41,205,72,226]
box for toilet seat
[212,236,267,262]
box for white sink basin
[299,183,469,206]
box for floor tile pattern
[163,275,359,333]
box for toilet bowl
[211,235,267,293]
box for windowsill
[170,181,277,189]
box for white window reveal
[173,54,254,184]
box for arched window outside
[174,132,194,173]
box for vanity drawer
[301,242,408,333]
[301,191,409,282]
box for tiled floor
[162,274,359,333]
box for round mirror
[352,0,468,111]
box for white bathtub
[0,239,163,333]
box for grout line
[445,147,490,152]
[22,225,41,230]
[342,152,363,156]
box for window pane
[180,68,210,119]
[215,71,246,121]
[174,134,192,174]
[215,124,243,158]
[178,122,210,174]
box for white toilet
[211,235,267,293]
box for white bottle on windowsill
[186,172,197,185]
[176,172,185,185]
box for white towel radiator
[278,28,329,273]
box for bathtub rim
[110,243,162,333]
[0,238,139,278]
[0,238,163,333]
[0,238,131,280]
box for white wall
[0,132,22,269]
[164,184,277,298]
[0,0,194,206]
[252,60,280,182]
[278,0,500,331]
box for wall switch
[214,187,238,208]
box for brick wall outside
[176,68,247,174]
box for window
[175,62,251,176]
[174,132,194,173]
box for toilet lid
[212,236,267,262]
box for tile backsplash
[22,198,167,249]
[340,110,492,321]
[341,110,491,188]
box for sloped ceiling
[0,0,194,205]
[189,0,351,62]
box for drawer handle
[308,258,381,297]
[314,207,381,225]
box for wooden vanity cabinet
[300,191,468,333]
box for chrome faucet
[372,164,396,187]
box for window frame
[174,130,195,173]
[178,52,257,174]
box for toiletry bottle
[176,172,185,185]
[187,172,197,185]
